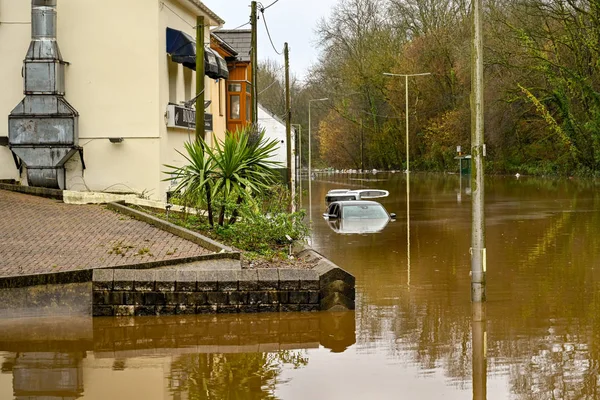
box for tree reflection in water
[169,351,308,399]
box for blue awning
[166,27,228,79]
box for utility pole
[471,0,486,302]
[472,303,487,399]
[250,1,258,126]
[284,42,292,190]
[195,16,205,141]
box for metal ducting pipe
[8,0,79,189]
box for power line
[260,9,283,55]
[230,20,251,30]
[261,0,280,11]
[258,79,280,95]
[160,2,196,29]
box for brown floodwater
[2,173,600,399]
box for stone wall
[92,263,355,316]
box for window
[228,83,242,92]
[219,79,224,117]
[230,95,240,120]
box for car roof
[329,200,383,207]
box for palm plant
[164,126,280,227]
[206,127,281,226]
[163,139,215,226]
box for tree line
[257,0,600,176]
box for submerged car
[323,200,396,234]
[325,189,389,204]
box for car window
[342,204,388,219]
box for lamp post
[308,98,329,223]
[383,72,430,287]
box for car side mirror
[389,213,396,220]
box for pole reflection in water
[472,302,487,400]
[406,171,411,288]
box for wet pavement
[0,189,212,278]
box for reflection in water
[0,312,355,399]
[472,303,487,400]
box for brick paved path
[0,190,211,278]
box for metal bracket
[77,146,86,170]
[11,151,23,173]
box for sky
[205,0,339,81]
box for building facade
[0,0,229,201]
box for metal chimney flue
[8,0,79,189]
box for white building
[257,103,296,188]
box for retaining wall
[92,262,355,316]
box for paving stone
[217,305,238,314]
[280,304,300,312]
[239,270,258,291]
[92,269,114,291]
[134,305,156,316]
[156,305,177,315]
[187,292,208,306]
[228,291,248,305]
[238,304,259,313]
[197,271,219,291]
[155,270,177,292]
[248,291,269,305]
[92,305,114,317]
[124,292,144,305]
[165,292,187,305]
[0,189,211,280]
[196,305,217,314]
[176,270,197,291]
[133,270,156,292]
[144,292,166,306]
[206,292,228,305]
[279,269,302,290]
[289,291,310,304]
[256,269,279,290]
[113,270,137,291]
[176,305,195,315]
[299,270,320,290]
[109,291,125,305]
[217,270,240,291]
[93,291,109,305]
[258,304,278,313]
[114,305,135,316]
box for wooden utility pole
[471,0,486,302]
[195,16,205,141]
[250,1,258,125]
[284,42,292,190]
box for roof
[258,103,286,127]
[211,33,238,57]
[184,0,225,26]
[212,29,251,62]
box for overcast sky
[206,0,339,81]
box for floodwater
[2,173,600,399]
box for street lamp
[308,98,329,223]
[383,72,430,287]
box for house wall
[0,0,225,201]
[0,2,32,182]
[158,0,226,200]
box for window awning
[166,27,229,79]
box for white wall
[0,1,31,182]
[0,0,225,200]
